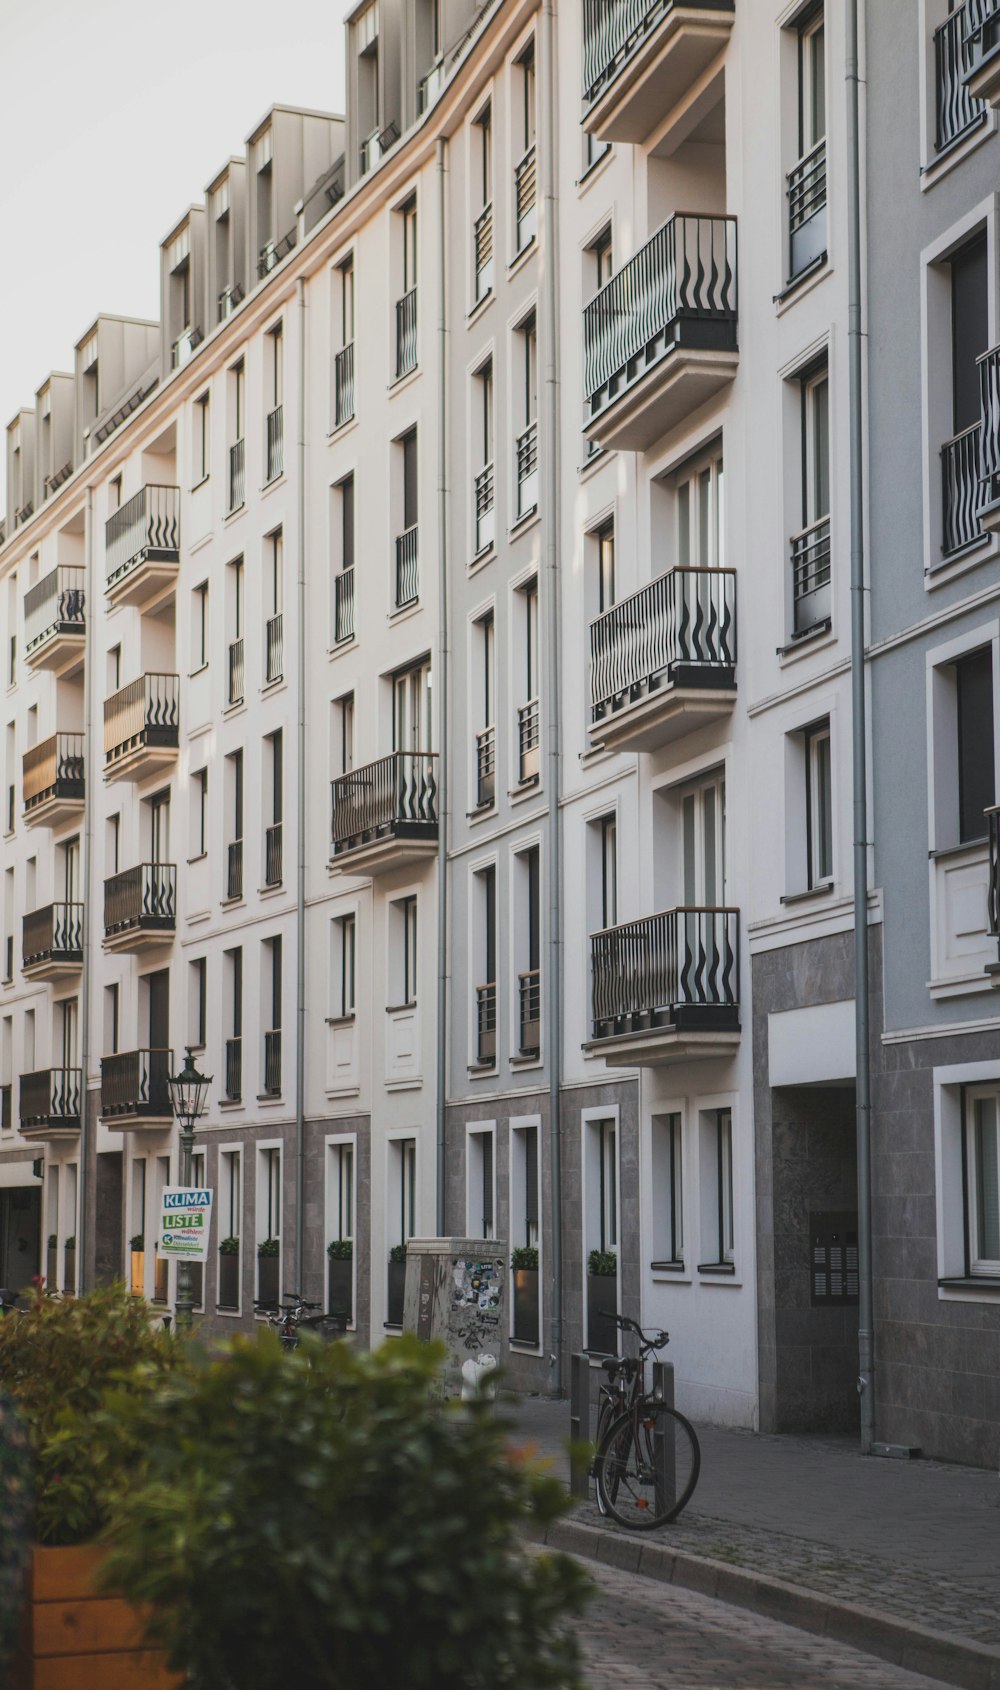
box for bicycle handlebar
[601,1310,669,1349]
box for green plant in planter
[218,1236,240,1256]
[100,1334,590,1690]
[388,1242,407,1265]
[511,1245,539,1272]
[587,1249,617,1277]
[326,1238,353,1260]
[64,1235,76,1252]
[129,1235,145,1253]
[257,1237,280,1258]
[47,1233,57,1250]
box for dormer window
[167,226,193,368]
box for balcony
[24,567,85,675]
[105,485,180,608]
[395,525,419,609]
[23,733,85,829]
[334,343,355,428]
[335,569,355,643]
[589,566,736,752]
[583,214,738,452]
[266,613,283,684]
[790,518,831,639]
[330,751,439,876]
[475,462,495,555]
[582,0,734,145]
[103,863,177,953]
[226,840,244,902]
[787,140,827,283]
[19,1068,82,1141]
[264,822,282,888]
[266,406,283,483]
[941,424,985,558]
[514,145,537,252]
[172,326,203,369]
[218,282,245,322]
[516,423,538,519]
[474,204,494,301]
[100,1049,172,1129]
[475,983,497,1066]
[976,345,1000,533]
[957,0,1000,108]
[586,906,740,1065]
[932,9,989,148]
[229,438,246,514]
[518,969,540,1057]
[258,228,296,278]
[476,725,496,809]
[104,673,179,782]
[22,902,83,981]
[396,287,417,380]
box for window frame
[963,1085,1000,1277]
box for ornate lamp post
[167,1048,212,1333]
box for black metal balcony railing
[331,752,439,855]
[104,674,179,768]
[517,699,540,784]
[790,519,832,638]
[44,461,74,498]
[101,1049,172,1121]
[258,228,296,278]
[474,203,494,300]
[396,287,418,379]
[105,485,180,590]
[266,405,283,483]
[335,569,355,643]
[22,902,84,971]
[979,345,1000,509]
[104,863,177,939]
[265,822,283,888]
[475,462,495,554]
[23,733,85,813]
[16,500,34,528]
[518,969,541,1056]
[171,327,203,370]
[20,1068,82,1131]
[935,8,987,152]
[942,424,984,557]
[266,613,283,684]
[584,214,738,417]
[25,566,85,654]
[591,906,740,1038]
[582,0,733,104]
[987,806,1000,957]
[335,343,355,428]
[228,637,244,706]
[476,983,497,1065]
[225,1035,242,1102]
[264,1029,282,1096]
[218,282,245,322]
[515,145,537,251]
[590,566,737,720]
[227,840,244,902]
[476,726,496,809]
[787,140,827,278]
[516,423,538,519]
[395,525,419,608]
[229,438,246,513]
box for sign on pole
[160,1187,213,1263]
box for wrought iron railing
[227,840,244,902]
[331,752,439,853]
[229,438,246,513]
[23,733,85,810]
[935,8,987,152]
[104,863,176,938]
[228,637,244,706]
[395,524,419,608]
[266,613,283,684]
[475,203,494,300]
[581,0,732,103]
[335,343,355,427]
[515,145,537,250]
[265,822,283,888]
[476,983,497,1064]
[517,699,540,784]
[104,674,179,767]
[105,485,180,589]
[218,283,245,322]
[475,462,495,554]
[266,405,283,482]
[476,726,496,809]
[591,906,740,1035]
[987,806,1000,951]
[979,344,1000,509]
[25,566,85,654]
[396,287,418,379]
[335,569,355,643]
[16,500,34,527]
[942,423,984,556]
[264,1029,282,1096]
[44,461,73,497]
[590,566,737,718]
[790,518,832,637]
[101,1049,172,1120]
[258,228,296,278]
[22,902,84,970]
[516,422,538,518]
[20,1068,82,1130]
[225,1036,242,1102]
[518,969,541,1056]
[584,213,737,410]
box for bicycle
[590,1312,701,1529]
[253,1292,347,1349]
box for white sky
[0,0,350,511]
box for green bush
[587,1249,617,1278]
[0,1283,176,1544]
[388,1242,407,1265]
[64,1236,76,1252]
[101,1334,589,1690]
[257,1237,280,1258]
[129,1235,145,1253]
[47,1233,57,1250]
[326,1238,353,1260]
[511,1245,540,1271]
[219,1236,240,1256]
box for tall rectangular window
[964,1088,1000,1276]
[334,693,355,776]
[192,768,208,858]
[700,1109,734,1269]
[599,814,617,930]
[391,896,418,1007]
[805,720,833,888]
[192,582,209,671]
[332,914,356,1018]
[334,474,355,643]
[791,363,830,636]
[596,521,615,613]
[189,958,207,1048]
[651,1114,683,1267]
[466,1127,496,1239]
[955,648,995,843]
[950,233,988,438]
[193,393,210,485]
[259,1147,281,1244]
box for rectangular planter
[257,1252,279,1307]
[217,1251,240,1310]
[46,1247,58,1291]
[587,1272,618,1355]
[386,1258,406,1327]
[11,1543,182,1690]
[129,1251,144,1297]
[512,1268,540,1346]
[62,1249,75,1296]
[327,1258,353,1324]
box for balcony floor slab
[105,555,179,611]
[590,680,735,752]
[23,793,85,831]
[584,7,734,145]
[583,1027,740,1067]
[22,957,82,983]
[103,926,176,955]
[98,1112,174,1133]
[18,1121,81,1143]
[104,744,179,785]
[24,630,86,678]
[585,345,738,453]
[966,41,1000,106]
[329,834,438,878]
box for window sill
[938,1275,1000,1291]
[509,1337,544,1355]
[579,444,612,480]
[188,662,209,679]
[388,599,421,628]
[467,1061,498,1078]
[190,475,210,494]
[219,1099,245,1111]
[260,473,286,498]
[576,145,614,193]
[469,545,496,575]
[509,1052,542,1071]
[650,1260,685,1273]
[508,237,536,279]
[774,253,829,311]
[780,881,834,907]
[777,618,832,661]
[467,289,494,327]
[466,802,497,825]
[509,779,541,806]
[224,502,246,525]
[384,1321,403,1332]
[220,896,246,912]
[697,1261,736,1276]
[328,635,357,657]
[920,111,993,190]
[928,838,987,863]
[215,1306,243,1318]
[925,529,999,590]
[327,412,358,442]
[261,675,285,697]
[326,1014,356,1028]
[388,365,420,397]
[258,882,284,898]
[186,852,208,865]
[256,1093,285,1107]
[509,507,540,543]
[386,1001,417,1015]
[223,699,247,719]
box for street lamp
[167,1047,212,1333]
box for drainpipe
[435,136,450,1237]
[77,487,95,1290]
[295,276,307,1295]
[540,0,563,1397]
[847,0,874,1455]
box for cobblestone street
[577,1558,955,1690]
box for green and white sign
[160,1187,213,1262]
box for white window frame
[325,1133,358,1328]
[466,1122,497,1240]
[650,1111,685,1270]
[509,1114,543,1349]
[255,1141,283,1308]
[933,1062,1000,1300]
[697,1104,736,1275]
[217,1144,243,1317]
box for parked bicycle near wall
[591,1312,701,1529]
[254,1292,347,1350]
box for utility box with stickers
[403,1237,509,1398]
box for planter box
[62,1249,75,1296]
[11,1543,182,1690]
[46,1248,58,1291]
[386,1258,406,1327]
[587,1272,618,1355]
[512,1268,540,1346]
[129,1251,144,1297]
[217,1251,240,1311]
[327,1257,353,1324]
[152,1255,168,1306]
[257,1252,279,1307]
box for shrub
[388,1242,407,1265]
[0,1283,176,1544]
[130,1235,145,1253]
[587,1249,617,1278]
[219,1236,240,1256]
[47,1234,57,1250]
[101,1334,589,1690]
[64,1236,76,1252]
[257,1237,279,1258]
[511,1245,540,1272]
[326,1238,353,1260]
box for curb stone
[530,1517,1000,1690]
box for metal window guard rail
[517,699,540,784]
[105,485,180,588]
[589,565,736,718]
[225,1036,242,1101]
[396,287,418,379]
[1,1085,11,1131]
[335,569,355,643]
[475,462,495,552]
[265,822,283,887]
[790,517,832,637]
[23,733,85,807]
[516,423,538,515]
[101,1049,172,1119]
[518,969,541,1054]
[935,8,987,152]
[941,423,984,557]
[515,145,537,247]
[331,751,439,851]
[335,342,355,427]
[104,863,177,935]
[218,283,245,322]
[104,673,179,763]
[258,228,296,278]
[44,461,74,497]
[395,524,419,607]
[25,566,86,652]
[987,806,1000,948]
[978,344,1000,508]
[590,906,740,1034]
[227,840,244,902]
[787,139,827,238]
[476,983,497,1063]
[476,726,496,808]
[475,203,494,296]
[20,1067,82,1128]
[228,637,245,706]
[264,1029,282,1096]
[583,213,738,405]
[266,405,283,482]
[23,902,84,968]
[266,613,283,684]
[229,438,246,513]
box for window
[225,948,243,1100]
[193,393,210,485]
[955,648,995,842]
[474,864,497,1063]
[590,225,613,294]
[105,984,120,1055]
[225,750,244,901]
[466,1127,496,1239]
[964,1087,1000,1276]
[700,1108,734,1270]
[473,104,494,301]
[227,557,244,704]
[259,1146,281,1245]
[333,475,355,643]
[189,959,207,1048]
[391,896,418,1007]
[599,1120,617,1252]
[221,1150,241,1240]
[517,578,540,783]
[265,530,283,683]
[599,814,617,929]
[192,769,208,859]
[229,362,246,512]
[391,1136,417,1247]
[334,693,355,776]
[596,520,615,613]
[791,362,831,636]
[334,258,356,427]
[392,660,432,753]
[475,612,496,808]
[340,257,355,348]
[805,720,833,887]
[514,42,537,250]
[515,315,539,518]
[396,200,418,379]
[473,360,495,554]
[651,1114,683,1268]
[942,232,988,557]
[681,770,726,907]
[192,582,209,671]
[511,1122,539,1248]
[265,325,283,481]
[263,937,282,1095]
[395,430,419,606]
[516,845,540,1055]
[329,1141,355,1244]
[787,5,827,281]
[332,914,356,1019]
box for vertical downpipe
[77,487,95,1289]
[847,0,875,1454]
[540,0,563,1396]
[435,137,450,1237]
[295,277,307,1294]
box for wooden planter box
[587,1273,618,1355]
[257,1252,279,1307]
[512,1268,540,1345]
[217,1251,240,1310]
[327,1257,353,1324]
[386,1258,406,1327]
[11,1544,182,1690]
[129,1252,144,1297]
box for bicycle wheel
[594,1404,700,1529]
[593,1403,630,1518]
